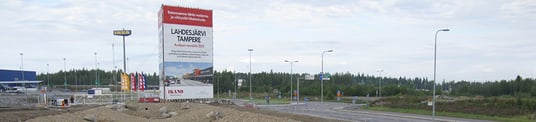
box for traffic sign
[323,73,331,80]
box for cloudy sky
[1,0,535,81]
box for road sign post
[113,29,131,102]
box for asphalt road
[254,101,492,122]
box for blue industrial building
[0,69,37,81]
[0,69,39,88]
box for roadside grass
[243,98,290,105]
[325,98,369,104]
[367,106,532,122]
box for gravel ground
[25,102,303,122]
[0,105,99,122]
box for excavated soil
[14,102,341,122]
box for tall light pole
[75,69,78,92]
[377,70,384,99]
[63,58,67,90]
[433,28,450,120]
[113,43,117,101]
[217,74,220,99]
[20,53,24,81]
[248,49,253,99]
[127,57,132,100]
[47,64,49,87]
[233,71,237,101]
[20,53,28,103]
[285,60,298,104]
[95,52,98,88]
[97,62,100,88]
[321,49,333,103]
[20,53,26,99]
[297,78,302,104]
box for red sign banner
[161,5,213,27]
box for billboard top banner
[161,5,213,27]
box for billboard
[159,5,213,99]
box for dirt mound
[0,105,98,122]
[25,103,301,122]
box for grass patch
[325,98,369,104]
[243,98,290,105]
[367,106,532,122]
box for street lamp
[63,58,67,90]
[377,70,383,99]
[20,53,24,81]
[248,49,253,99]
[97,62,100,88]
[233,71,237,101]
[285,60,298,104]
[112,43,117,101]
[20,53,26,102]
[433,28,450,120]
[47,64,49,87]
[321,49,333,103]
[95,52,98,88]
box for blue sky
[1,0,535,81]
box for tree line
[37,69,536,98]
[36,69,159,87]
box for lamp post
[47,64,49,87]
[75,69,78,92]
[433,28,450,120]
[20,53,24,81]
[97,62,100,88]
[95,52,98,88]
[112,44,115,100]
[20,53,27,103]
[248,49,253,99]
[217,74,220,99]
[297,77,304,104]
[321,50,333,103]
[377,70,383,99]
[285,60,298,104]
[127,57,132,100]
[63,58,67,90]
[233,71,237,101]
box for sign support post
[113,29,131,102]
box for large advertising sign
[159,5,213,99]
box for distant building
[186,67,213,84]
[0,69,38,87]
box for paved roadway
[252,101,492,122]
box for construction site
[0,87,342,122]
